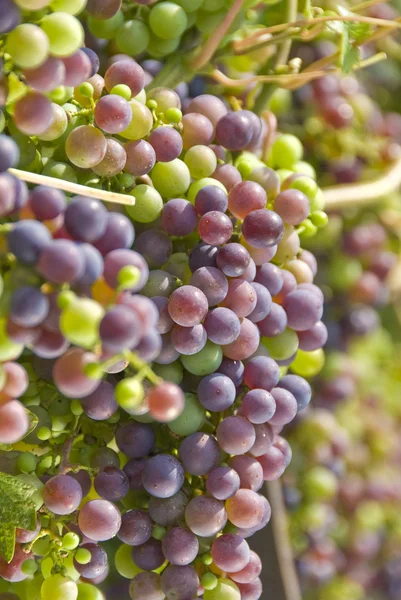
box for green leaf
[348,21,373,42]
[342,45,360,73]
[0,472,37,531]
[0,524,16,563]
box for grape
[179,432,220,476]
[189,243,219,272]
[91,447,120,470]
[94,212,134,256]
[41,574,78,600]
[92,137,127,178]
[198,211,233,245]
[217,416,256,455]
[182,113,213,149]
[118,509,153,546]
[221,279,257,318]
[99,306,141,352]
[162,527,199,566]
[181,340,223,376]
[10,286,49,328]
[195,186,228,216]
[40,12,84,56]
[273,436,292,467]
[222,318,260,360]
[229,550,262,584]
[0,400,29,444]
[53,348,100,398]
[268,387,297,427]
[149,2,187,39]
[6,24,49,69]
[151,297,173,334]
[197,372,236,411]
[190,267,228,307]
[66,125,107,169]
[257,446,286,480]
[248,283,272,324]
[242,209,284,249]
[249,423,274,457]
[147,381,185,422]
[187,95,227,128]
[206,466,240,500]
[129,572,164,600]
[168,392,205,436]
[94,466,129,501]
[104,249,148,291]
[73,543,108,579]
[228,182,267,220]
[88,11,124,39]
[212,534,250,572]
[1,362,28,399]
[148,491,188,527]
[65,197,108,243]
[142,454,184,498]
[0,0,21,34]
[152,333,178,364]
[116,421,155,458]
[213,164,242,192]
[240,389,276,424]
[203,578,241,600]
[258,303,287,337]
[171,324,207,356]
[226,489,265,529]
[86,0,121,19]
[273,189,310,225]
[277,374,311,412]
[135,230,172,269]
[94,95,132,134]
[37,102,68,141]
[185,495,227,537]
[216,111,255,150]
[228,456,264,492]
[126,184,163,224]
[0,135,19,174]
[216,244,250,278]
[168,285,208,327]
[148,126,183,163]
[30,186,66,221]
[218,357,244,387]
[0,174,17,216]
[161,198,197,238]
[43,475,82,515]
[16,518,40,544]
[283,289,323,331]
[123,458,146,491]
[62,50,92,86]
[132,538,164,571]
[124,140,156,177]
[33,329,70,359]
[161,565,199,600]
[147,87,180,113]
[14,92,53,136]
[244,357,280,391]
[255,263,283,296]
[78,500,121,541]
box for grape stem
[124,351,162,386]
[266,481,302,600]
[189,0,245,70]
[8,168,135,207]
[323,154,401,209]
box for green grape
[50,0,86,14]
[288,176,318,201]
[23,574,44,600]
[268,87,292,115]
[41,574,78,600]
[293,161,316,180]
[187,177,227,203]
[37,104,68,141]
[0,318,23,362]
[262,328,299,361]
[355,501,385,532]
[120,100,153,141]
[116,20,150,55]
[175,0,203,10]
[166,107,182,123]
[13,135,36,168]
[42,160,78,183]
[60,298,104,348]
[22,559,38,575]
[270,134,303,169]
[290,348,325,377]
[75,548,91,565]
[40,13,84,57]
[276,169,294,183]
[181,341,223,376]
[17,452,36,474]
[133,412,154,423]
[70,400,83,416]
[32,535,50,556]
[202,573,218,590]
[77,582,104,600]
[152,525,167,540]
[115,544,143,579]
[163,253,191,282]
[196,9,225,34]
[203,0,225,10]
[203,578,240,600]
[50,85,74,104]
[62,532,80,550]
[185,145,217,179]
[37,426,51,440]
[168,392,205,436]
[147,34,180,58]
[110,84,131,100]
[329,256,362,290]
[310,188,325,211]
[118,266,141,290]
[303,466,338,500]
[151,159,191,198]
[126,184,163,223]
[153,362,183,385]
[149,2,188,40]
[62,554,80,582]
[311,210,328,228]
[6,24,49,69]
[115,378,145,412]
[87,11,124,39]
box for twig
[323,154,401,210]
[211,68,327,88]
[190,0,245,70]
[352,0,388,13]
[262,111,278,162]
[9,168,135,206]
[276,0,299,67]
[266,481,302,600]
[59,436,74,473]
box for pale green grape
[163,252,191,282]
[37,103,67,141]
[17,473,44,510]
[87,11,124,40]
[291,348,325,377]
[187,177,227,203]
[185,145,217,179]
[77,582,104,600]
[41,574,78,600]
[151,159,191,198]
[270,134,303,169]
[41,556,53,579]
[204,578,241,600]
[262,328,299,361]
[115,378,145,412]
[60,298,104,348]
[116,20,150,55]
[126,184,163,223]
[50,0,87,14]
[294,161,317,180]
[148,34,180,58]
[115,544,143,579]
[149,2,187,40]
[40,13,84,57]
[6,24,49,69]
[0,317,23,361]
[42,160,78,183]
[181,340,223,376]
[168,392,205,436]
[120,100,153,141]
[153,362,183,385]
[175,0,203,10]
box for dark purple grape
[74,543,108,579]
[171,324,207,355]
[135,229,172,268]
[8,220,51,266]
[204,307,240,345]
[115,421,155,458]
[195,185,228,215]
[94,94,132,134]
[189,243,218,272]
[244,356,280,391]
[161,199,198,237]
[258,303,287,337]
[99,305,142,352]
[81,47,100,77]
[10,286,49,328]
[148,491,188,527]
[216,111,254,151]
[124,140,156,176]
[283,289,323,331]
[161,565,200,600]
[95,212,135,255]
[148,126,183,162]
[216,243,250,277]
[162,527,199,566]
[0,134,19,172]
[123,458,146,490]
[0,0,21,34]
[218,357,244,387]
[277,374,311,412]
[298,320,328,350]
[64,196,108,243]
[30,186,66,221]
[242,209,284,249]
[206,466,240,500]
[62,50,92,86]
[198,211,233,246]
[240,389,276,424]
[76,243,104,286]
[38,240,84,284]
[132,538,165,571]
[255,264,283,296]
[248,283,272,323]
[142,454,184,498]
[189,266,228,306]
[118,509,153,546]
[94,466,129,502]
[81,380,118,421]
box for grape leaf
[0,472,37,531]
[0,525,16,564]
[342,45,360,73]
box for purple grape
[179,432,220,476]
[91,447,120,470]
[194,185,228,215]
[274,436,292,467]
[129,572,164,600]
[94,212,135,255]
[189,266,228,307]
[274,189,310,225]
[213,163,242,191]
[221,279,257,318]
[257,446,287,480]
[298,320,328,351]
[152,296,173,334]
[223,318,260,361]
[135,229,172,268]
[71,470,92,497]
[229,455,264,492]
[269,387,297,427]
[104,249,149,291]
[277,374,311,412]
[8,220,51,266]
[244,357,280,391]
[218,357,244,387]
[124,139,156,176]
[216,243,250,278]
[76,243,104,286]
[10,286,49,328]
[182,113,213,149]
[115,422,155,458]
[118,293,158,331]
[258,303,287,337]
[162,527,199,566]
[255,264,283,296]
[118,509,153,546]
[81,380,118,421]
[242,209,284,249]
[79,499,121,541]
[30,186,66,221]
[187,94,228,127]
[142,454,184,498]
[168,285,208,327]
[94,94,132,134]
[204,307,240,345]
[99,305,142,352]
[0,0,21,34]
[132,538,165,571]
[229,550,262,584]
[240,389,276,424]
[148,491,188,527]
[237,578,263,600]
[185,495,227,537]
[249,423,275,457]
[248,283,272,323]
[189,243,218,272]
[228,181,267,220]
[198,211,233,245]
[212,534,250,572]
[283,289,323,331]
[104,60,145,96]
[62,50,92,86]
[14,92,53,136]
[73,543,108,579]
[38,239,84,284]
[149,126,183,162]
[94,466,130,501]
[197,373,236,412]
[123,458,146,491]
[154,333,180,364]
[0,134,19,173]
[216,111,254,150]
[171,324,207,355]
[43,475,82,515]
[206,466,240,500]
[161,199,198,237]
[161,565,200,600]
[217,416,256,455]
[81,47,100,76]
[64,196,108,243]
[242,258,257,283]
